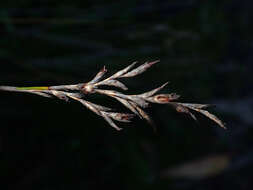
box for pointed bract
[97,79,128,90]
[121,60,159,78]
[101,112,122,131]
[140,82,169,98]
[89,66,107,84]
[110,61,138,79]
[104,112,135,122]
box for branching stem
[0,61,226,130]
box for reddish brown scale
[117,113,131,120]
[156,95,170,103]
[176,105,189,113]
[81,83,94,94]
[120,114,127,120]
[101,66,107,72]
[121,114,131,120]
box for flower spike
[0,61,225,130]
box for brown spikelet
[0,60,225,131]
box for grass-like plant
[0,61,225,130]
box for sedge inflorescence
[0,61,225,130]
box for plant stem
[16,86,49,90]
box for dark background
[0,0,253,189]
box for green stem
[16,86,49,90]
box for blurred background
[0,0,253,189]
